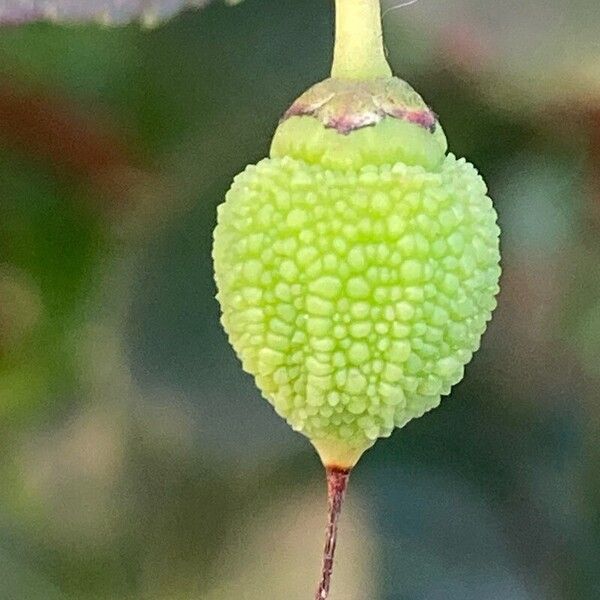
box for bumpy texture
[214,128,500,464]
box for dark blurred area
[0,1,599,598]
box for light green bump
[347,277,370,299]
[214,92,501,468]
[309,276,342,299]
[348,342,370,365]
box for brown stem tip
[315,466,352,600]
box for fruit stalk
[315,466,351,600]
[332,0,392,79]
[316,3,386,596]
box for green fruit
[214,0,501,469]
[214,75,500,467]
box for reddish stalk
[314,466,351,600]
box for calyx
[282,77,438,135]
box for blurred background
[0,0,599,598]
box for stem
[314,466,351,600]
[331,0,392,80]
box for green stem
[331,0,392,80]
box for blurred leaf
[204,484,377,600]
[494,152,583,253]
[0,545,66,599]
[0,149,108,423]
[0,0,240,26]
[387,0,600,107]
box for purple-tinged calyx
[282,77,438,135]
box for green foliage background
[0,1,598,598]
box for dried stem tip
[315,466,352,600]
